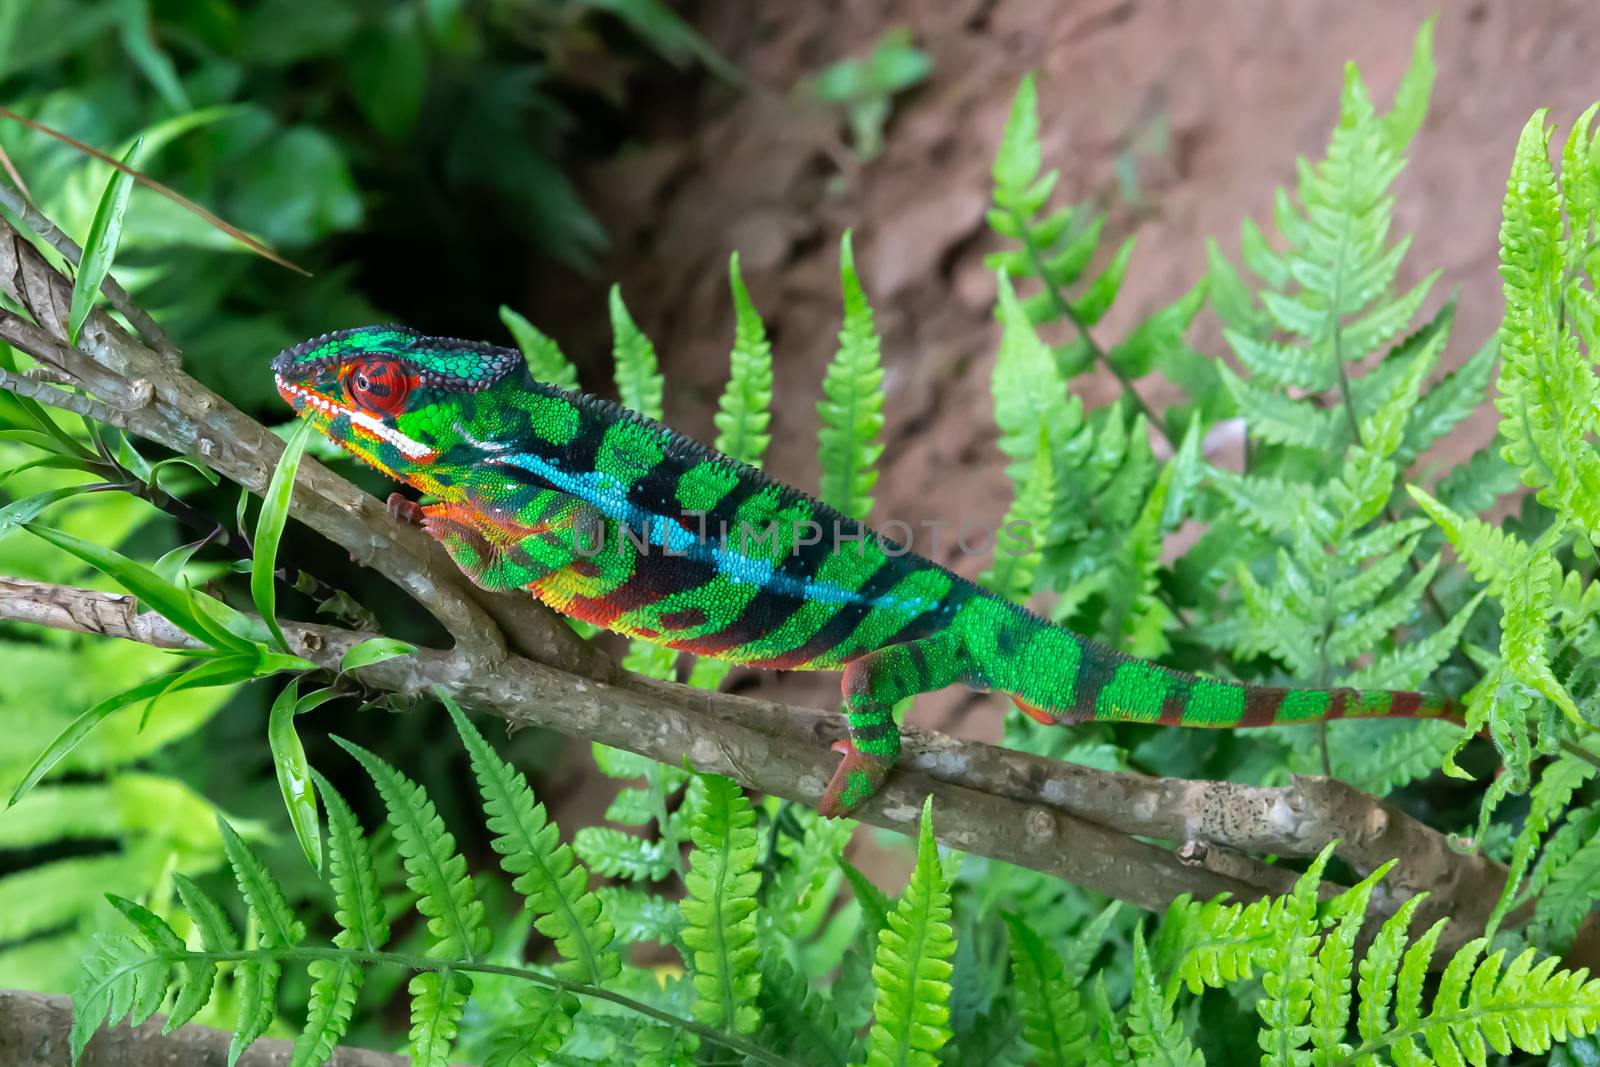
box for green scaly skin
[274,326,1460,817]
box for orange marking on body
[1012,695,1056,725]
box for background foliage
[6,11,1600,1067]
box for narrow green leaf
[0,485,101,538]
[9,672,181,806]
[680,772,762,1034]
[339,637,418,673]
[268,679,322,873]
[70,137,143,346]
[253,419,314,653]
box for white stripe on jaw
[275,374,436,461]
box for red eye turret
[342,360,411,417]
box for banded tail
[962,595,1462,729]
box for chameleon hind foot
[819,739,892,819]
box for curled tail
[958,595,1461,729]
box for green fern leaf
[333,737,490,961]
[1156,891,1275,998]
[1127,925,1204,1067]
[863,795,956,1067]
[574,826,677,881]
[1256,844,1336,1065]
[1533,830,1600,950]
[1002,912,1088,1067]
[408,968,472,1067]
[992,72,1042,200]
[679,772,761,1034]
[1308,868,1387,1065]
[310,770,389,953]
[715,253,774,467]
[611,285,665,421]
[217,816,301,1065]
[71,932,165,1065]
[982,423,1052,602]
[104,895,206,1029]
[290,957,364,1067]
[1340,590,1485,690]
[816,233,886,520]
[1354,894,1425,1060]
[756,950,853,1067]
[485,986,577,1066]
[500,305,580,392]
[596,885,683,945]
[447,697,619,984]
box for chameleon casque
[274,325,1460,818]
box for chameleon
[273,325,1461,818]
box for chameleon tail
[1004,626,1462,728]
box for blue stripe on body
[492,451,936,614]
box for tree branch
[0,987,406,1067]
[0,574,1547,962]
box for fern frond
[333,736,489,962]
[310,770,389,953]
[500,305,580,392]
[1156,890,1275,998]
[863,795,956,1067]
[574,826,677,881]
[679,772,762,1034]
[71,932,165,1065]
[596,885,684,945]
[1308,867,1385,1064]
[217,816,302,1064]
[1127,925,1204,1067]
[1002,912,1088,1067]
[1496,109,1600,542]
[715,253,774,467]
[816,232,885,520]
[485,986,577,1067]
[756,951,853,1067]
[448,698,619,984]
[290,957,364,1067]
[610,285,665,421]
[408,968,472,1067]
[1255,844,1336,1064]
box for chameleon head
[271,325,523,483]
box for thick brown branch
[0,214,612,681]
[0,575,1533,959]
[0,987,406,1067]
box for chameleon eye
[342,360,411,417]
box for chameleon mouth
[275,374,437,462]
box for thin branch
[0,214,613,680]
[0,574,1562,965]
[0,108,308,276]
[0,987,407,1067]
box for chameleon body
[274,326,1459,817]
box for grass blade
[70,137,143,346]
[253,419,314,652]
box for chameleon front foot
[818,739,891,819]
[386,492,426,525]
